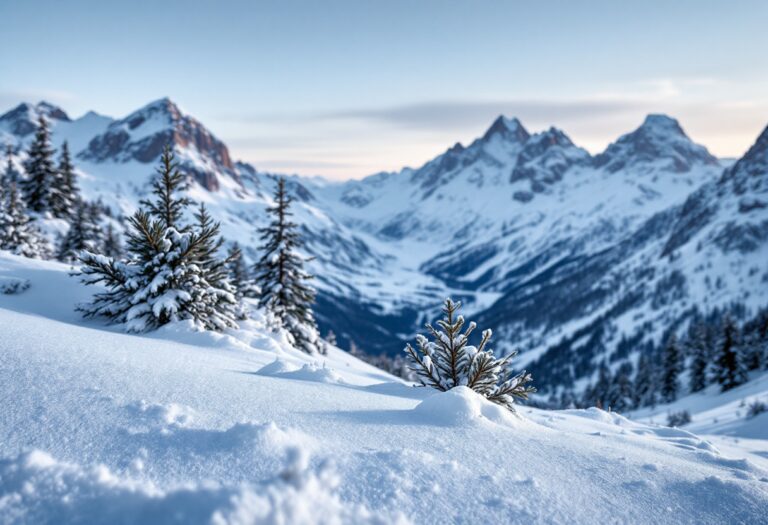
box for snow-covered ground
[631,371,768,471]
[1,252,767,524]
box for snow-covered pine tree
[404,298,535,412]
[348,340,363,357]
[57,200,103,262]
[253,176,320,354]
[49,141,80,218]
[606,362,634,412]
[325,330,337,346]
[1,145,18,203]
[0,175,50,258]
[688,322,710,393]
[78,146,238,332]
[189,203,239,330]
[715,315,747,392]
[226,242,259,299]
[102,223,123,259]
[633,353,656,408]
[140,146,190,231]
[22,115,58,213]
[661,334,682,403]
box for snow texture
[1,253,767,524]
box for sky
[2,0,767,179]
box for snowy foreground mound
[1,253,767,524]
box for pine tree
[716,315,747,392]
[661,334,682,403]
[633,353,656,408]
[254,176,320,354]
[1,145,18,203]
[607,362,634,412]
[189,203,239,330]
[591,362,613,409]
[22,115,57,213]
[0,176,50,258]
[325,330,337,346]
[348,340,363,357]
[688,322,710,393]
[404,298,535,412]
[226,242,259,299]
[78,147,239,332]
[102,223,123,259]
[140,146,190,230]
[57,200,103,262]
[50,141,79,218]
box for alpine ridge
[2,100,766,400]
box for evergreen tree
[0,176,49,258]
[607,362,634,412]
[57,200,103,262]
[348,340,363,357]
[226,242,259,299]
[591,362,613,409]
[1,145,18,203]
[404,298,535,412]
[661,334,682,403]
[325,330,337,346]
[189,203,239,329]
[633,353,656,408]
[102,223,123,259]
[716,315,747,391]
[22,115,57,213]
[50,141,79,218]
[688,322,710,393]
[140,146,190,230]
[253,176,320,354]
[78,147,239,332]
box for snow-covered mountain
[2,99,767,398]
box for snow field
[1,253,767,524]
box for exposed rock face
[510,127,590,189]
[79,98,235,191]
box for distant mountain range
[2,98,766,395]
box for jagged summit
[721,124,768,195]
[482,115,530,143]
[79,97,235,191]
[510,126,590,194]
[123,97,183,127]
[0,101,71,137]
[594,113,718,173]
[639,114,687,136]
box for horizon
[3,97,758,180]
[2,0,767,179]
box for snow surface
[1,252,767,524]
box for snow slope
[630,370,768,471]
[1,253,767,524]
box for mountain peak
[0,101,70,137]
[721,123,768,195]
[79,98,234,191]
[594,114,717,173]
[638,114,686,137]
[482,115,530,142]
[34,101,71,122]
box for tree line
[0,115,322,354]
[563,306,768,411]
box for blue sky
[2,0,767,178]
